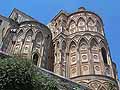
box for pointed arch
[87,17,96,31]
[69,41,77,50]
[99,40,108,66]
[35,31,43,46]
[101,47,108,65]
[33,53,39,65]
[22,29,33,54]
[13,29,24,54]
[69,20,76,34]
[99,40,107,51]
[87,17,95,26]
[25,29,33,41]
[79,38,88,51]
[90,38,99,50]
[79,38,89,75]
[78,17,86,26]
[69,41,77,77]
[77,17,86,31]
[17,29,23,42]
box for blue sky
[0,0,120,79]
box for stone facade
[0,7,119,90]
[48,7,119,90]
[0,8,53,71]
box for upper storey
[9,8,36,23]
[48,7,104,39]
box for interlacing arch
[89,80,102,90]
[99,40,108,65]
[90,38,99,51]
[79,38,88,51]
[69,41,77,77]
[87,17,96,31]
[22,29,33,54]
[34,31,43,46]
[13,29,24,54]
[78,38,89,75]
[87,17,95,26]
[69,20,76,34]
[77,17,86,31]
[24,29,33,41]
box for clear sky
[0,0,120,79]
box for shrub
[0,57,81,90]
[0,57,33,90]
[0,57,59,90]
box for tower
[48,7,119,89]
[1,9,53,71]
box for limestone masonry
[0,7,119,90]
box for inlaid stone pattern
[0,7,119,90]
[48,7,119,90]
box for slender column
[66,52,69,78]
[77,48,80,76]
[88,46,94,74]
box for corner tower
[48,7,119,90]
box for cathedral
[0,7,119,90]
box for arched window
[69,41,77,77]
[17,29,23,42]
[90,39,101,74]
[23,29,33,53]
[25,29,33,42]
[33,53,39,65]
[90,39,99,62]
[35,32,43,46]
[14,29,23,54]
[79,38,88,62]
[101,47,108,65]
[78,17,86,31]
[88,17,95,26]
[90,38,99,51]
[69,20,76,34]
[87,17,96,31]
[79,38,89,75]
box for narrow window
[33,53,39,65]
[0,20,2,25]
[101,47,107,64]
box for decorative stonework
[0,7,118,90]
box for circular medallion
[82,55,87,60]
[95,66,100,71]
[83,66,88,71]
[94,55,98,59]
[71,67,76,73]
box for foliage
[0,57,81,90]
[0,57,33,90]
